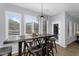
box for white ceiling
[11,3,79,19]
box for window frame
[5,11,21,38]
[24,15,39,35]
[42,20,48,34]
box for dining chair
[45,43,54,56]
[23,38,43,56]
[0,46,12,56]
[48,37,57,53]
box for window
[24,15,39,34]
[74,23,76,35]
[67,21,72,37]
[6,11,21,36]
[77,24,79,32]
[43,20,47,34]
[34,21,39,33]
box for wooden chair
[48,37,57,54]
[0,46,12,56]
[46,43,54,56]
[23,39,43,56]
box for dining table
[3,34,55,56]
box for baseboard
[67,40,77,46]
[56,41,67,48]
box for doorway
[53,24,59,40]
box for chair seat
[30,47,42,53]
[27,45,43,56]
[28,45,42,53]
[49,37,56,41]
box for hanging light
[40,3,45,20]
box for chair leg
[23,42,26,56]
[54,41,57,53]
[46,46,49,56]
[51,43,54,56]
[28,51,31,56]
[48,43,54,56]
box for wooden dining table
[3,34,55,56]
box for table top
[4,34,55,44]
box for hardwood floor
[54,41,79,56]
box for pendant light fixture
[40,3,45,20]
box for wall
[48,16,52,34]
[48,12,66,47]
[0,4,6,48]
[65,12,79,45]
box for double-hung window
[6,11,21,37]
[43,20,48,34]
[24,15,39,34]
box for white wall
[0,4,6,48]
[48,12,66,47]
[48,16,52,34]
[65,12,79,45]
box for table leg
[42,37,49,56]
[42,45,45,56]
[18,42,22,56]
[45,37,50,56]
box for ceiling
[11,3,79,19]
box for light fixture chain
[41,3,43,16]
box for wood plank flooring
[54,41,79,56]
